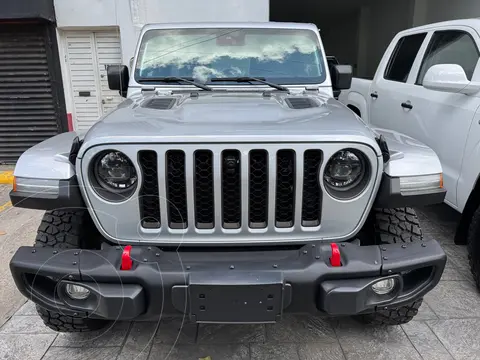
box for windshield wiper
[210,77,289,91]
[137,76,212,91]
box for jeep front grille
[138,148,323,232]
[83,143,380,244]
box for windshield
[135,28,326,85]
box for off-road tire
[34,210,108,332]
[355,207,424,325]
[467,205,480,291]
[374,208,423,244]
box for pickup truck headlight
[324,149,370,199]
[91,151,138,201]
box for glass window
[417,30,479,85]
[135,28,326,85]
[384,33,427,83]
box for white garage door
[64,30,124,131]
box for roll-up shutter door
[0,24,64,163]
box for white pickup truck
[340,18,480,289]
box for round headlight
[94,151,137,193]
[324,150,365,190]
[324,149,370,199]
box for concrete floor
[0,185,42,327]
[0,194,479,360]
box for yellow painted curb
[0,170,14,184]
[0,201,11,213]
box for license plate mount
[188,272,284,323]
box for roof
[399,18,480,35]
[141,22,319,32]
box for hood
[80,91,379,156]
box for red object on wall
[67,113,73,131]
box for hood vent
[285,97,318,109]
[142,98,176,110]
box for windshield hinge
[154,89,173,96]
[141,87,155,94]
[305,85,319,92]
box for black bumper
[10,240,446,323]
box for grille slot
[249,150,268,228]
[222,150,241,229]
[166,150,188,229]
[275,150,296,228]
[194,150,214,229]
[138,150,160,228]
[302,150,323,227]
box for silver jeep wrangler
[10,22,447,332]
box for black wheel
[34,210,108,332]
[355,207,424,325]
[467,205,480,291]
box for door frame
[57,27,121,131]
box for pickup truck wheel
[355,207,424,325]
[34,210,108,332]
[467,205,480,290]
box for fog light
[65,284,90,300]
[371,278,396,295]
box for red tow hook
[330,243,342,267]
[121,245,133,270]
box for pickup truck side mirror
[107,65,129,98]
[423,64,480,95]
[331,64,353,91]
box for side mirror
[107,65,129,98]
[331,64,353,90]
[423,64,480,95]
[129,57,134,70]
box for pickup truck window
[416,30,480,85]
[134,28,326,85]
[384,33,427,83]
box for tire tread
[467,206,480,290]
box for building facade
[2,0,479,155]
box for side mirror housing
[331,64,353,91]
[423,64,480,95]
[107,65,129,97]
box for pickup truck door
[397,27,480,207]
[369,32,428,129]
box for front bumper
[10,240,446,323]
